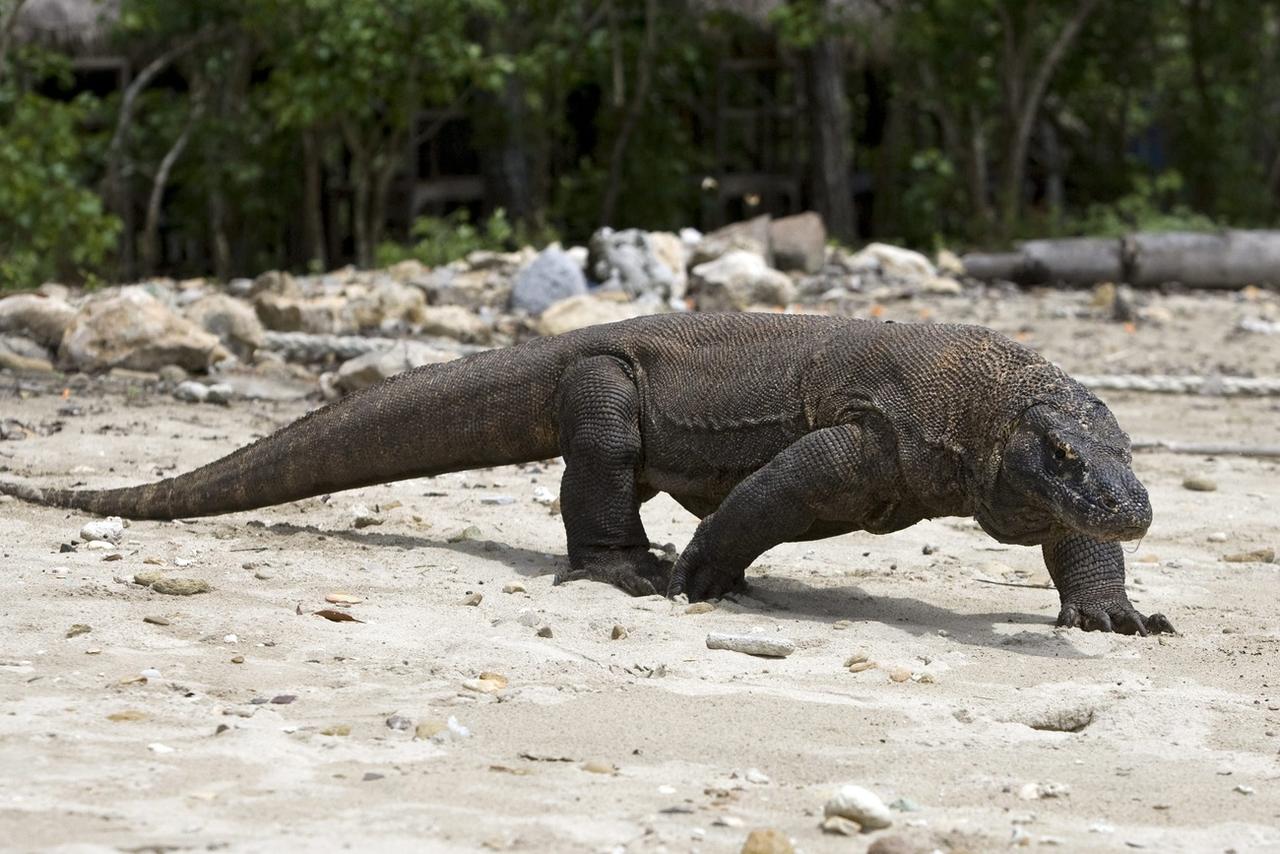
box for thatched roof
[12,0,120,53]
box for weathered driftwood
[1131,440,1280,459]
[1077,374,1280,396]
[962,229,1280,288]
[261,331,481,364]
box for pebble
[517,609,541,627]
[581,760,615,775]
[685,602,716,615]
[1019,782,1070,800]
[889,667,912,683]
[1181,476,1217,492]
[531,486,557,505]
[706,632,795,658]
[140,668,162,679]
[85,647,101,655]
[362,772,384,782]
[459,592,483,606]
[325,592,362,605]
[205,383,233,404]
[611,624,628,640]
[740,828,794,854]
[463,672,508,693]
[1222,547,1276,564]
[889,797,921,812]
[867,837,916,854]
[230,655,245,664]
[415,719,447,740]
[536,625,553,638]
[448,525,483,542]
[1207,532,1228,543]
[479,495,516,505]
[502,582,526,594]
[820,816,861,836]
[270,694,296,705]
[224,634,238,643]
[824,784,893,830]
[848,661,875,673]
[66,624,91,638]
[386,714,414,731]
[151,577,211,596]
[351,505,382,528]
[147,742,175,754]
[832,620,851,630]
[744,768,770,785]
[713,816,745,828]
[143,616,170,626]
[1234,784,1255,795]
[254,569,274,580]
[174,380,210,403]
[80,517,124,544]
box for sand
[1,287,1278,852]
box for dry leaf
[324,593,363,605]
[314,609,364,623]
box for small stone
[1019,782,1070,800]
[502,582,526,594]
[824,784,893,830]
[85,647,102,655]
[1182,476,1217,492]
[324,592,362,605]
[80,517,124,544]
[254,569,274,580]
[744,768,770,785]
[889,668,912,683]
[531,486,557,505]
[459,592,483,606]
[230,655,245,664]
[414,719,447,740]
[581,760,615,775]
[922,544,938,555]
[351,505,382,528]
[320,724,351,736]
[685,602,716,615]
[362,772,385,782]
[517,609,541,627]
[224,634,238,643]
[107,710,147,722]
[386,714,414,731]
[1222,548,1276,564]
[66,624,91,638]
[1207,532,1228,543]
[832,620,851,630]
[535,625,553,638]
[889,798,921,812]
[134,572,167,587]
[174,380,210,403]
[151,577,211,596]
[844,652,869,667]
[143,616,170,626]
[1234,784,1255,795]
[270,694,296,705]
[611,624,628,640]
[740,828,794,854]
[848,661,875,673]
[868,836,917,854]
[448,525,483,543]
[821,815,861,836]
[463,671,509,693]
[479,494,516,505]
[139,668,162,679]
[706,632,795,658]
[147,743,175,754]
[713,816,745,828]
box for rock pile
[0,212,969,398]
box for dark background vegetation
[2,0,1277,289]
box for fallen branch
[1078,374,1280,397]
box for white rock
[205,383,234,404]
[705,632,795,658]
[689,250,795,311]
[59,287,228,372]
[824,784,893,830]
[531,486,557,505]
[517,609,541,627]
[147,743,175,754]
[174,380,210,403]
[80,517,124,544]
[479,495,516,506]
[744,768,770,785]
[140,668,162,679]
[849,242,937,280]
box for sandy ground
[1,288,1278,853]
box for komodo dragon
[0,313,1174,635]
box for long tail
[0,336,570,519]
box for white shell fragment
[705,632,795,658]
[823,784,893,830]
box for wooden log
[959,252,1024,281]
[1132,440,1280,459]
[1129,230,1280,288]
[1017,237,1123,284]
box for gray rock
[345,279,427,331]
[0,335,54,372]
[690,215,772,267]
[80,516,125,544]
[184,293,265,359]
[247,270,302,299]
[174,380,210,403]
[689,251,795,311]
[588,229,686,302]
[253,293,354,335]
[335,341,458,393]
[417,305,492,343]
[769,212,827,274]
[59,287,229,373]
[511,247,588,316]
[0,293,77,348]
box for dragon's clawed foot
[1056,600,1176,636]
[666,540,749,602]
[557,546,672,597]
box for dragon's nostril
[1101,495,1119,511]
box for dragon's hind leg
[555,356,668,596]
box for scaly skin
[0,313,1173,635]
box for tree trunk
[140,116,195,276]
[302,130,327,270]
[0,0,29,79]
[480,74,537,226]
[600,0,656,227]
[998,0,1099,234]
[804,0,857,243]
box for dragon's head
[994,402,1151,542]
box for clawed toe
[1056,601,1176,637]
